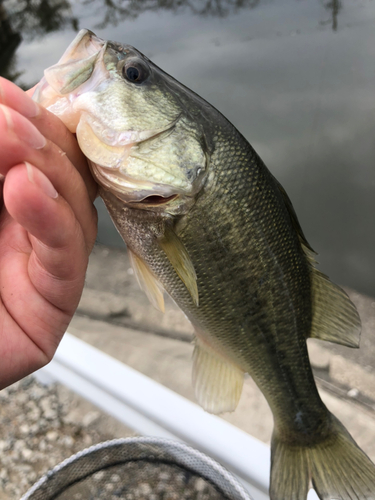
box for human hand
[0,78,98,389]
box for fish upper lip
[85,113,181,149]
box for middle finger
[0,105,97,249]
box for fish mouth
[79,114,186,206]
[33,30,107,105]
[59,29,105,64]
[132,194,178,206]
[90,161,182,206]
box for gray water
[1,0,375,296]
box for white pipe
[36,332,319,500]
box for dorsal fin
[275,176,315,254]
[309,269,361,347]
[275,176,361,347]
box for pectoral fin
[159,228,199,306]
[128,249,165,313]
[192,340,244,414]
[309,268,361,348]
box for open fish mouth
[79,115,185,206]
[90,160,181,206]
[138,194,178,205]
[33,30,107,106]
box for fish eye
[122,60,149,84]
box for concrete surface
[71,243,375,460]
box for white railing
[36,332,319,500]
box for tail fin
[270,415,375,500]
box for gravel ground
[0,376,125,500]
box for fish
[33,29,375,500]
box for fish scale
[177,141,319,419]
[34,29,375,500]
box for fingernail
[25,162,58,199]
[21,93,40,119]
[0,79,6,106]
[0,104,46,149]
[0,103,12,129]
[0,77,39,118]
[26,125,47,149]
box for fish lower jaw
[90,161,181,207]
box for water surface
[2,0,375,296]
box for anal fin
[128,249,165,313]
[192,340,244,414]
[310,268,361,348]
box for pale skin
[0,77,98,390]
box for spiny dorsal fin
[309,269,361,348]
[159,227,199,306]
[275,176,361,348]
[275,176,315,253]
[128,249,165,313]
[192,339,244,414]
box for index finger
[0,77,97,202]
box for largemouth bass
[34,30,375,500]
